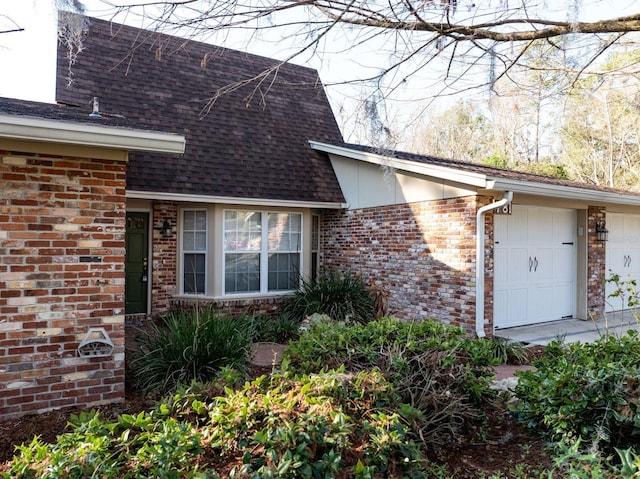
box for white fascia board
[488,179,640,206]
[0,114,186,154]
[127,190,347,209]
[311,140,640,207]
[309,140,489,188]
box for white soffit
[310,141,640,207]
[0,114,186,154]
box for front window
[182,210,207,294]
[224,210,302,294]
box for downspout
[475,191,513,338]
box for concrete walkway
[495,310,639,346]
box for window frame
[180,208,208,295]
[223,209,303,296]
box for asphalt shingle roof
[334,142,640,198]
[55,14,345,204]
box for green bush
[513,332,640,455]
[6,410,206,478]
[284,317,496,443]
[464,337,529,366]
[282,270,375,324]
[131,306,255,394]
[254,313,301,343]
[6,371,441,478]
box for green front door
[125,212,149,314]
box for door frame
[125,208,153,316]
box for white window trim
[180,208,208,295]
[222,209,304,296]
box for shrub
[282,270,375,324]
[130,306,255,394]
[513,332,640,455]
[254,313,301,343]
[465,337,529,366]
[284,317,496,443]
[6,371,438,478]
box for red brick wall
[321,196,480,332]
[0,151,126,419]
[587,205,606,319]
[151,201,178,315]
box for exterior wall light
[162,219,172,237]
[596,221,609,242]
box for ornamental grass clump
[282,270,375,324]
[131,305,255,394]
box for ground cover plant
[3,370,442,478]
[2,315,640,478]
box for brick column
[587,205,607,319]
[151,201,178,315]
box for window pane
[195,231,207,250]
[268,252,300,291]
[184,253,205,294]
[224,210,261,252]
[184,232,195,251]
[268,213,301,252]
[184,211,195,230]
[225,253,260,293]
[312,215,320,250]
[195,210,207,230]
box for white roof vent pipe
[475,191,513,338]
[90,97,102,118]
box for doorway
[125,212,149,315]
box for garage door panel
[507,248,529,282]
[529,209,556,243]
[494,205,576,328]
[533,248,552,280]
[551,282,575,318]
[494,288,529,328]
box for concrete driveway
[495,310,639,345]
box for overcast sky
[1,0,639,144]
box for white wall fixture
[77,327,114,358]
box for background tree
[411,100,492,162]
[560,49,640,190]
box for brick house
[3,12,640,417]
[0,98,184,418]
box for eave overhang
[0,114,186,154]
[127,190,347,209]
[310,140,640,207]
[310,140,488,188]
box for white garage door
[605,213,640,312]
[494,205,577,329]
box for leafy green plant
[477,337,528,364]
[282,270,375,324]
[285,317,496,443]
[5,409,209,479]
[130,305,255,394]
[254,313,301,343]
[513,332,640,455]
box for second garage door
[605,213,640,312]
[494,205,577,329]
